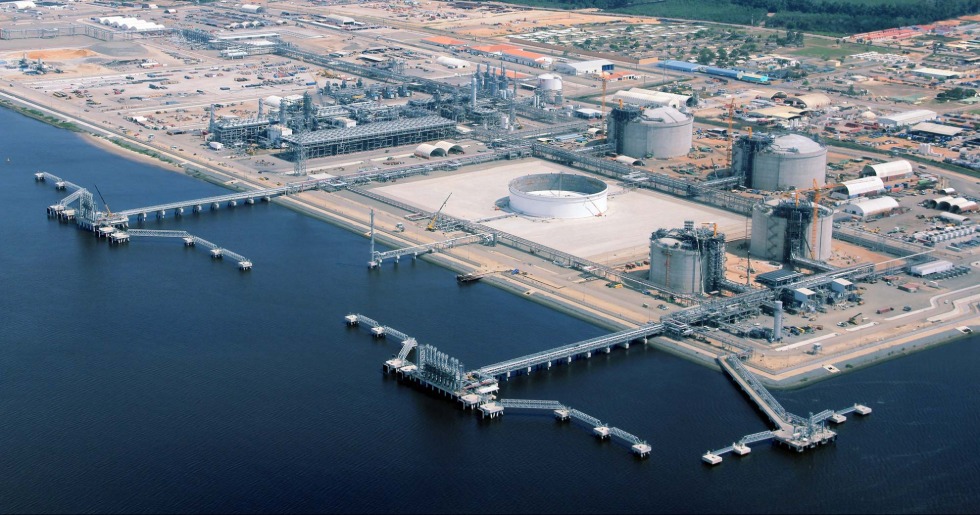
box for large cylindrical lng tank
[749,134,827,191]
[508,173,608,218]
[750,199,834,262]
[608,106,693,159]
[649,237,708,295]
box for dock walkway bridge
[498,398,651,456]
[473,322,664,380]
[713,352,871,460]
[370,232,496,267]
[122,229,252,270]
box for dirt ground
[23,48,96,60]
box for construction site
[6,0,980,463]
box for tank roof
[770,134,822,154]
[641,106,688,124]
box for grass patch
[788,41,897,60]
[0,100,82,132]
[107,138,177,166]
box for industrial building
[750,199,834,262]
[282,116,457,159]
[860,160,914,182]
[925,196,979,213]
[839,197,900,218]
[554,59,613,76]
[507,173,608,219]
[732,134,827,191]
[610,88,696,109]
[648,221,726,295]
[911,67,961,80]
[607,105,693,159]
[780,93,832,110]
[878,109,938,127]
[832,176,885,199]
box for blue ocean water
[0,106,977,513]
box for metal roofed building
[860,160,913,182]
[912,67,961,80]
[908,122,964,138]
[839,197,900,217]
[282,116,456,158]
[832,176,886,199]
[555,59,614,76]
[755,268,803,288]
[878,109,938,127]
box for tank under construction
[648,221,726,295]
[750,199,834,263]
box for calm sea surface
[0,107,978,513]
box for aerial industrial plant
[6,0,980,463]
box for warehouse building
[555,59,614,76]
[878,109,938,127]
[839,197,900,218]
[860,160,914,182]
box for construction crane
[725,98,736,171]
[94,184,113,222]
[600,75,609,131]
[426,192,452,231]
[791,179,845,259]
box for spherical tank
[750,200,834,262]
[617,106,692,159]
[750,134,826,191]
[508,173,608,218]
[648,237,707,295]
[537,73,563,92]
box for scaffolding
[282,116,456,159]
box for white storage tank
[608,106,693,159]
[537,73,563,92]
[750,199,834,262]
[649,236,708,295]
[508,173,608,218]
[749,134,827,191]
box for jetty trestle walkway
[369,233,496,268]
[120,229,253,270]
[344,314,651,458]
[498,399,651,457]
[474,323,664,380]
[704,353,872,465]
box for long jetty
[475,322,664,380]
[704,353,872,465]
[345,314,651,458]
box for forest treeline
[494,0,980,35]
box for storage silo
[740,134,827,191]
[750,199,834,263]
[537,73,563,104]
[648,222,726,295]
[607,105,693,159]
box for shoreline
[4,96,978,389]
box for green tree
[697,48,717,65]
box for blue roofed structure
[656,60,704,72]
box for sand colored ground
[23,49,96,60]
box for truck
[876,307,894,314]
[208,141,224,151]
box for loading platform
[707,353,871,464]
[345,314,650,459]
